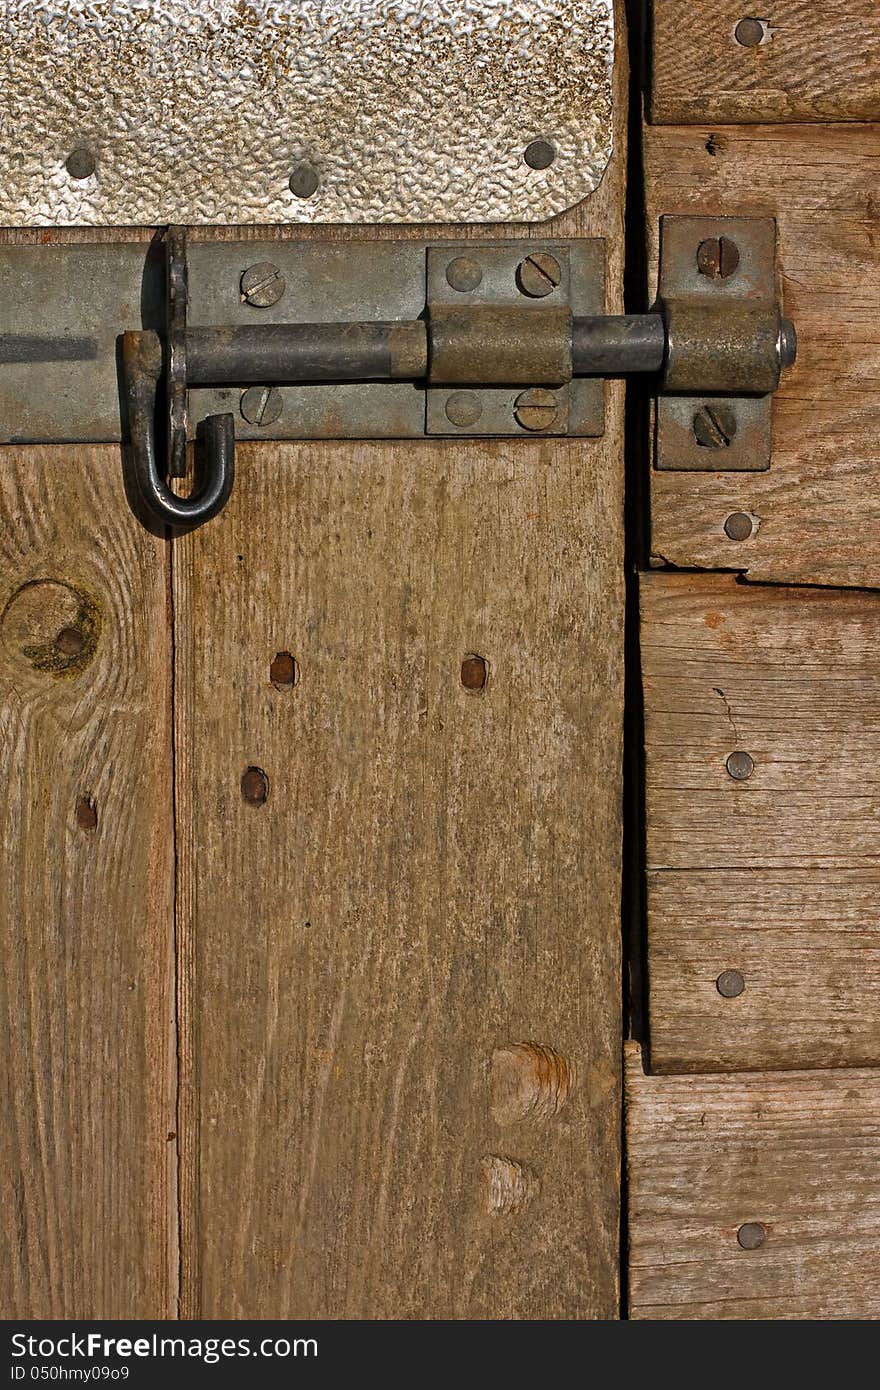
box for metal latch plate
[0,0,614,227]
[0,237,606,444]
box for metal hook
[121,329,235,530]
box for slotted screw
[517,252,562,299]
[514,389,559,432]
[240,262,286,308]
[693,404,737,448]
[240,386,284,427]
[697,236,740,280]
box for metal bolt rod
[571,314,667,375]
[183,312,796,387]
[186,321,428,386]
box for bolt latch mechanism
[117,224,794,528]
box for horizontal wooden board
[626,1045,880,1319]
[0,449,174,1317]
[647,869,880,1072]
[650,1,880,124]
[645,122,880,587]
[642,572,880,1072]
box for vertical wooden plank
[0,448,175,1317]
[174,24,628,1319]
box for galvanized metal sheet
[0,1,614,227]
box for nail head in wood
[241,766,270,805]
[726,750,754,780]
[737,1221,767,1249]
[460,654,488,691]
[717,969,745,998]
[724,511,754,541]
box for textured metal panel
[0,1,615,227]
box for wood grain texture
[647,869,880,1072]
[650,1,880,124]
[0,449,174,1317]
[644,122,880,587]
[173,18,628,1316]
[626,1044,880,1319]
[641,572,880,1073]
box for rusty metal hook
[121,329,234,530]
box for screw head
[734,17,765,46]
[240,386,284,427]
[724,511,754,542]
[737,1222,767,1249]
[240,261,286,308]
[444,391,483,428]
[516,252,562,299]
[693,403,737,448]
[697,235,740,280]
[523,139,556,170]
[65,148,96,180]
[514,388,559,432]
[717,969,746,998]
[289,163,319,199]
[445,256,483,293]
[726,750,755,781]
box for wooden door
[0,7,628,1319]
[628,0,880,1318]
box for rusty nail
[240,261,286,308]
[717,969,745,998]
[515,388,559,432]
[270,651,298,689]
[241,766,269,805]
[693,403,737,448]
[461,654,488,691]
[240,386,284,427]
[697,236,740,280]
[724,511,754,541]
[75,796,98,832]
[734,17,765,46]
[445,391,483,428]
[289,163,320,199]
[523,139,556,170]
[65,148,96,180]
[737,1222,767,1249]
[726,750,754,781]
[56,626,85,656]
[445,256,483,293]
[516,252,562,299]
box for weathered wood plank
[0,448,174,1318]
[175,437,624,1319]
[650,1,880,125]
[641,572,880,1073]
[645,122,880,588]
[173,23,628,1315]
[626,1044,880,1320]
[647,869,880,1072]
